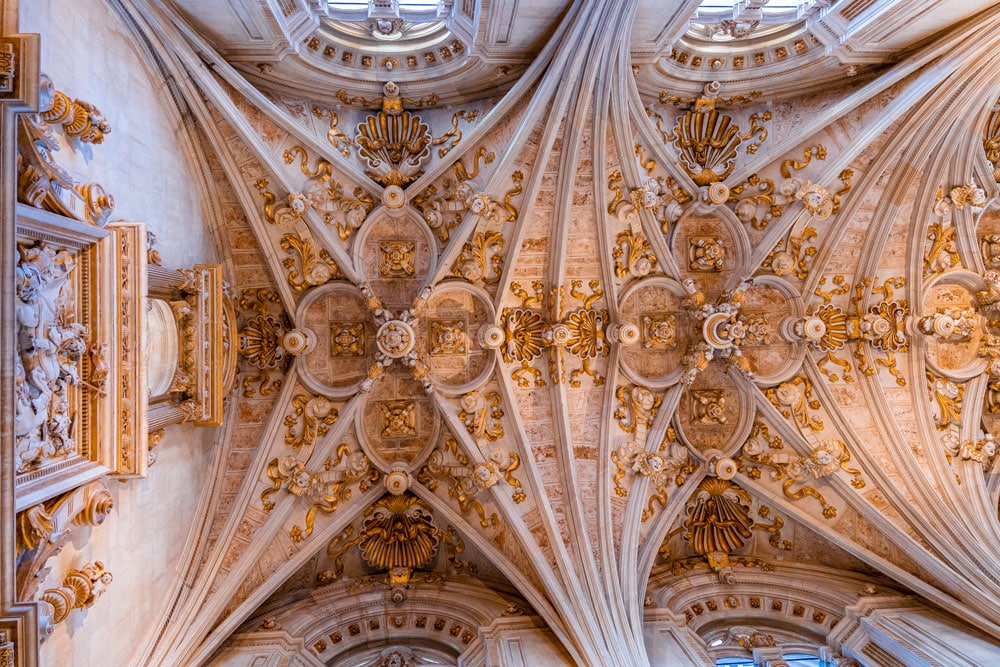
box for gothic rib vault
[8,0,1000,665]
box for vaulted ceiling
[105,0,1000,664]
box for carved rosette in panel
[676,362,752,459]
[296,284,373,397]
[422,284,495,393]
[357,209,434,310]
[672,210,741,299]
[358,373,440,472]
[618,278,693,387]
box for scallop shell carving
[673,109,742,186]
[682,477,753,556]
[356,111,431,187]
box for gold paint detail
[985,99,1000,182]
[924,185,984,275]
[611,426,695,521]
[37,561,112,634]
[261,395,378,539]
[330,321,366,357]
[755,505,792,550]
[428,319,467,355]
[688,237,725,271]
[280,230,341,291]
[683,478,753,570]
[692,390,728,425]
[379,400,417,437]
[378,240,416,277]
[356,109,431,187]
[809,275,909,385]
[926,370,962,431]
[614,229,657,279]
[453,231,504,284]
[642,313,678,349]
[738,422,860,514]
[431,109,478,158]
[237,289,286,398]
[459,391,504,442]
[312,107,353,157]
[419,438,525,527]
[324,493,467,584]
[766,377,823,432]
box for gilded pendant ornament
[324,493,466,585]
[683,477,754,570]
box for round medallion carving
[376,320,416,358]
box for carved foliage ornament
[261,395,378,540]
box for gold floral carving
[330,322,366,356]
[378,240,416,277]
[607,169,685,235]
[688,237,724,271]
[729,146,851,232]
[692,390,728,425]
[379,401,417,438]
[923,185,985,275]
[614,229,657,279]
[642,313,678,349]
[280,230,342,291]
[413,148,498,243]
[926,371,962,431]
[738,422,862,517]
[985,98,1000,181]
[325,493,466,584]
[429,319,467,355]
[432,109,478,158]
[754,506,792,551]
[683,478,753,570]
[256,147,374,238]
[766,377,823,432]
[312,107,353,157]
[418,439,525,527]
[452,231,504,284]
[261,395,378,539]
[614,384,661,435]
[458,391,504,442]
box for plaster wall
[17,0,220,665]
